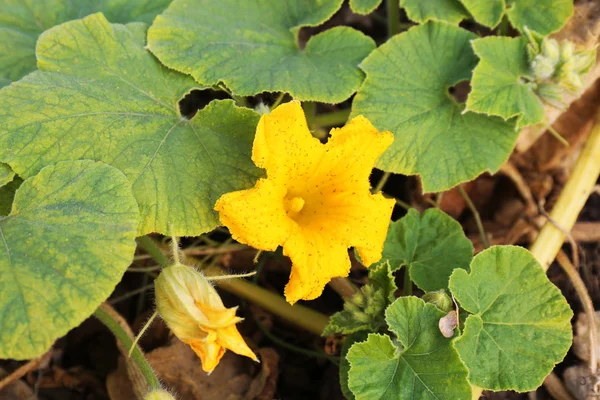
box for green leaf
[350,0,382,15]
[0,163,14,187]
[0,0,171,87]
[0,13,262,237]
[466,36,544,129]
[340,331,369,400]
[458,0,504,27]
[0,176,22,217]
[400,0,468,24]
[347,297,471,399]
[449,246,573,391]
[0,160,139,359]
[380,207,472,292]
[506,0,573,36]
[323,262,397,335]
[147,0,376,103]
[352,21,518,192]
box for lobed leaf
[350,0,382,15]
[505,0,573,36]
[466,36,544,129]
[347,297,471,399]
[352,21,518,192]
[340,331,369,400]
[0,13,262,236]
[0,163,14,188]
[380,208,473,292]
[0,0,171,87]
[400,0,468,25]
[147,0,376,103]
[449,246,573,391]
[0,160,139,359]
[458,0,504,27]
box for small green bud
[254,102,271,115]
[422,289,453,313]
[344,301,362,315]
[541,39,560,61]
[532,54,558,80]
[572,49,596,74]
[535,83,566,108]
[560,41,574,62]
[145,389,177,400]
[350,291,366,308]
[354,311,372,324]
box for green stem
[457,185,489,248]
[302,101,317,129]
[530,117,600,270]
[313,109,350,128]
[403,266,412,296]
[272,92,286,108]
[386,0,401,37]
[136,236,170,268]
[395,198,412,211]
[93,305,161,391]
[232,95,248,108]
[373,171,391,193]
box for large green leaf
[449,246,573,391]
[0,0,171,87]
[349,0,381,15]
[340,331,368,400]
[0,13,262,236]
[506,0,573,35]
[347,297,471,399]
[323,261,397,335]
[147,0,375,103]
[457,0,572,33]
[0,160,139,359]
[352,21,518,192]
[466,36,544,129]
[0,163,14,187]
[380,208,472,292]
[400,0,468,25]
[458,0,504,27]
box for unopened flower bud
[423,289,453,313]
[155,264,258,373]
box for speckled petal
[216,324,258,362]
[214,178,293,251]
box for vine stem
[137,235,329,336]
[529,116,600,270]
[386,0,401,37]
[93,303,161,395]
[457,185,489,248]
[373,171,391,193]
[313,109,350,128]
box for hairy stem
[313,108,350,128]
[386,0,401,37]
[94,304,161,395]
[373,171,391,193]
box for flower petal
[282,229,351,304]
[186,331,225,373]
[216,324,259,362]
[214,178,292,251]
[253,101,324,183]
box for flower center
[284,196,305,214]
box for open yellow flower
[154,264,258,373]
[215,101,395,304]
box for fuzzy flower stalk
[154,264,258,373]
[215,101,395,304]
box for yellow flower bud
[155,264,258,373]
[145,389,177,400]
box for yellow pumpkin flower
[154,264,258,373]
[214,101,395,304]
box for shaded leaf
[0,163,14,187]
[147,0,375,103]
[352,21,518,192]
[0,13,262,236]
[0,160,139,359]
[339,331,368,400]
[466,36,544,128]
[0,0,171,87]
[449,246,573,391]
[459,0,504,27]
[347,297,471,399]
[400,0,468,25]
[323,262,397,335]
[380,207,472,292]
[350,0,382,15]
